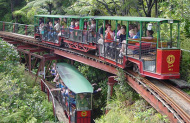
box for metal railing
[181,49,190,82]
[0,21,34,37]
[40,79,57,121]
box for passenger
[48,21,53,41]
[52,20,60,43]
[115,24,121,38]
[77,93,88,110]
[134,24,141,38]
[51,79,65,92]
[39,21,44,35]
[118,25,126,48]
[92,83,102,94]
[119,29,138,57]
[54,20,60,32]
[69,21,74,39]
[69,21,75,30]
[88,19,96,32]
[53,73,59,83]
[141,30,154,41]
[74,21,79,30]
[98,22,109,55]
[104,24,114,55]
[49,63,56,76]
[98,21,109,39]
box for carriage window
[76,93,92,111]
[160,22,179,49]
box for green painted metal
[35,15,80,18]
[177,23,180,48]
[56,63,93,94]
[34,15,179,23]
[157,22,160,49]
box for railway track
[1,31,190,122]
[127,70,190,123]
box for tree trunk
[10,0,14,19]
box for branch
[141,0,147,16]
[96,0,113,15]
[147,0,155,13]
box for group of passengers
[39,19,61,43]
[98,21,154,58]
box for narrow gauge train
[56,63,93,123]
[34,15,181,79]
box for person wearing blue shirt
[119,29,138,57]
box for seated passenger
[134,24,141,38]
[51,79,65,92]
[118,25,126,48]
[77,93,88,110]
[119,29,138,57]
[142,30,154,39]
[115,24,121,38]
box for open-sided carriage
[56,63,93,123]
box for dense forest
[0,0,190,122]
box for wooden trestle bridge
[0,23,190,123]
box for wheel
[126,61,133,67]
[133,63,140,74]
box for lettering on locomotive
[167,55,175,71]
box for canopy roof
[35,15,80,19]
[56,63,93,94]
[34,15,179,23]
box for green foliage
[95,69,169,123]
[0,39,55,122]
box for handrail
[181,49,190,52]
[40,79,57,121]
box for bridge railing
[40,79,57,121]
[0,21,34,37]
[181,49,190,82]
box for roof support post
[170,23,173,48]
[157,22,160,49]
[177,22,180,48]
[126,21,129,56]
[139,22,142,59]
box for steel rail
[126,70,184,122]
[161,81,190,104]
[143,80,190,123]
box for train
[34,15,181,80]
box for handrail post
[25,25,27,35]
[13,23,15,33]
[47,88,50,101]
[3,22,5,31]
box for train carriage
[56,63,93,123]
[34,15,181,79]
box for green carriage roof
[56,63,93,94]
[34,15,80,18]
[34,15,179,23]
